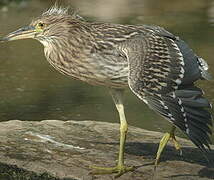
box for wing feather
[120,28,212,153]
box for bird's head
[1,6,84,45]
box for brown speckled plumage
[30,6,213,152]
[1,6,213,168]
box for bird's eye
[38,22,45,29]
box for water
[0,0,213,142]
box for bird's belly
[77,64,129,88]
[47,56,129,88]
[87,57,129,88]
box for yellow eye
[35,22,45,32]
[38,22,45,28]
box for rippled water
[0,0,213,142]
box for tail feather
[184,106,211,119]
[175,89,202,98]
[189,131,210,152]
[181,97,211,108]
[144,86,213,153]
[189,124,210,146]
[188,120,212,144]
[186,112,212,126]
[188,117,212,137]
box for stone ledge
[0,120,213,180]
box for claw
[90,164,135,178]
[154,127,182,170]
[172,135,183,156]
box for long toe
[114,165,135,178]
[90,165,135,178]
[171,136,183,156]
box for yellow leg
[154,126,182,169]
[90,89,135,178]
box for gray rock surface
[0,120,213,180]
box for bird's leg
[90,89,135,178]
[111,89,135,176]
[154,126,182,169]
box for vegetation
[0,163,75,180]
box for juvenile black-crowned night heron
[1,6,213,177]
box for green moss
[0,163,76,180]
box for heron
[1,6,213,178]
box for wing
[121,28,212,152]
[125,31,184,96]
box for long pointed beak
[0,26,36,42]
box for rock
[0,120,213,180]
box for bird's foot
[154,131,182,170]
[90,164,135,178]
[171,134,182,156]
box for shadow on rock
[164,168,214,180]
[88,140,214,167]
[198,167,214,179]
[125,142,214,167]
